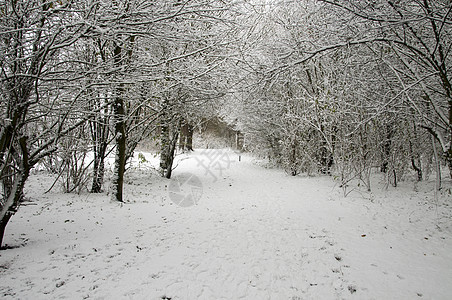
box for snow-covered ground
[1,149,451,299]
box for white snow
[1,149,451,299]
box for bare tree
[316,0,452,177]
[0,0,91,247]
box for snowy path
[1,149,451,299]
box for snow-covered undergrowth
[0,149,451,299]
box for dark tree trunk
[112,97,126,202]
[165,130,179,179]
[179,121,188,151]
[91,155,101,193]
[409,140,423,182]
[432,135,442,190]
[111,44,127,202]
[179,122,193,152]
[160,112,170,176]
[1,137,30,248]
[160,116,180,179]
[186,124,194,151]
[90,109,109,193]
[411,157,423,182]
[447,144,452,180]
[329,127,337,173]
[236,131,244,151]
[0,162,15,248]
[0,214,12,248]
[381,125,393,173]
[392,169,397,187]
[409,123,423,181]
[319,146,333,175]
[0,169,29,248]
[91,145,107,193]
[289,138,298,176]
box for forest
[1,0,451,283]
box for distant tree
[222,0,449,191]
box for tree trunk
[392,169,397,187]
[411,157,422,182]
[186,124,194,151]
[319,145,333,175]
[289,138,298,176]
[179,122,193,152]
[91,145,107,193]
[409,141,423,182]
[165,130,179,179]
[0,168,29,248]
[179,121,188,151]
[381,125,393,173]
[409,123,423,181]
[160,115,180,179]
[432,135,442,190]
[91,154,101,193]
[111,44,127,202]
[236,131,244,151]
[1,134,30,247]
[112,98,126,202]
[91,118,108,193]
[0,152,30,248]
[0,213,12,249]
[447,133,452,179]
[160,111,170,177]
[90,109,109,193]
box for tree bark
[160,113,180,179]
[289,137,298,176]
[91,145,107,193]
[112,97,126,202]
[0,213,12,249]
[179,121,194,152]
[381,125,393,173]
[90,118,108,193]
[160,104,170,177]
[111,44,127,202]
[236,131,244,151]
[179,121,188,151]
[0,137,30,248]
[0,168,29,248]
[432,135,442,190]
[186,124,194,151]
[165,130,179,179]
